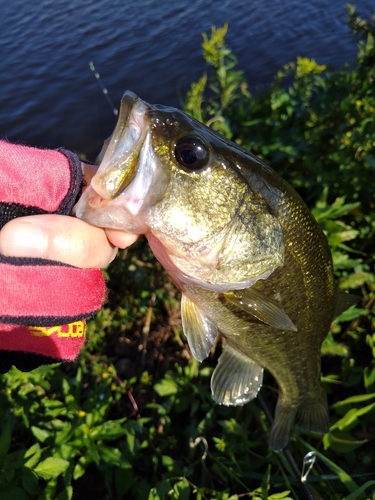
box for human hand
[0,141,138,373]
[0,162,138,268]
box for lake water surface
[1,0,373,157]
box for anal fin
[181,294,218,362]
[211,344,263,406]
[269,402,296,452]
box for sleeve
[0,140,106,373]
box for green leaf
[62,378,71,396]
[86,440,101,464]
[161,455,175,472]
[54,424,73,446]
[31,426,52,443]
[261,464,271,499]
[342,481,375,500]
[21,469,41,495]
[332,392,375,409]
[268,492,292,500]
[321,332,349,357]
[323,430,368,453]
[313,196,360,222]
[148,479,172,500]
[154,377,179,397]
[33,457,69,479]
[97,444,123,464]
[56,486,73,500]
[73,456,88,481]
[171,479,190,500]
[24,443,41,469]
[243,118,263,127]
[88,418,127,441]
[339,272,373,290]
[56,443,80,461]
[334,306,366,323]
[364,366,375,388]
[40,477,58,500]
[330,402,375,431]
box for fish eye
[173,135,209,171]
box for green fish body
[75,91,337,450]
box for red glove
[0,141,106,373]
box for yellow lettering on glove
[28,321,86,338]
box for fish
[74,90,338,451]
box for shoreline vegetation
[1,5,375,499]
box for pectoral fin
[211,344,263,406]
[181,294,218,362]
[224,288,297,332]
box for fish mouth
[72,91,153,234]
[73,91,158,233]
[91,90,149,200]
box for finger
[0,215,118,268]
[105,228,140,249]
[80,163,141,248]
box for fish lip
[73,91,155,229]
[73,184,149,233]
[120,90,146,140]
[91,91,149,199]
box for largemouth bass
[75,91,337,451]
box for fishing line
[257,394,316,500]
[89,61,118,116]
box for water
[0,0,373,158]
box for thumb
[0,214,118,268]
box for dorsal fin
[335,292,361,317]
[224,287,297,332]
[181,293,218,362]
[211,344,263,406]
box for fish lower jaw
[82,205,148,233]
[73,183,148,232]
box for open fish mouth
[73,91,159,233]
[92,90,149,200]
[73,92,148,230]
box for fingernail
[0,220,47,258]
